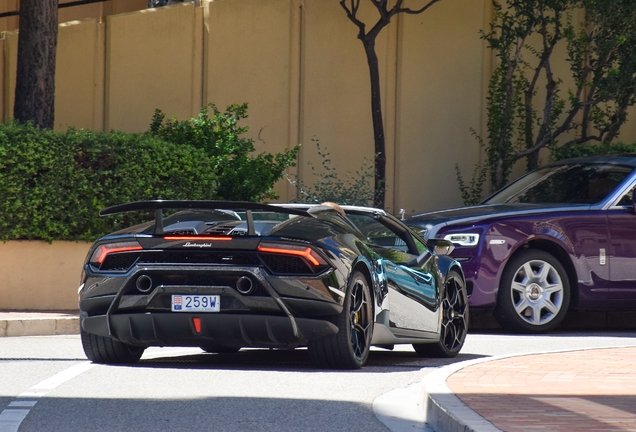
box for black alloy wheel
[308,271,373,369]
[81,327,145,364]
[413,270,468,358]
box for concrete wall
[2,0,636,214]
[105,4,203,131]
[0,0,147,32]
[0,242,91,310]
[2,0,636,311]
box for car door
[348,214,439,333]
[606,185,636,301]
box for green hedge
[0,122,220,241]
[149,104,298,201]
[552,142,636,161]
[0,104,298,242]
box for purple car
[407,155,636,333]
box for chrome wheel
[510,259,564,326]
[495,249,570,333]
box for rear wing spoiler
[99,200,311,236]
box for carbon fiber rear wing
[99,200,311,236]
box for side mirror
[427,239,455,256]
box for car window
[614,185,635,207]
[269,212,356,241]
[347,214,409,251]
[484,163,634,205]
[412,235,427,255]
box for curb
[422,357,502,432]
[0,314,79,337]
[420,345,636,432]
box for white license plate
[171,295,220,312]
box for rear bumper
[82,313,338,349]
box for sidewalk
[423,346,636,432]
[0,311,79,337]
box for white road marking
[15,392,45,399]
[30,362,96,390]
[0,362,95,432]
[7,402,36,408]
[0,409,29,432]
[0,347,203,432]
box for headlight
[444,233,480,247]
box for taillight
[90,241,143,265]
[257,242,327,267]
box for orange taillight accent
[193,317,202,333]
[257,245,324,266]
[93,244,143,265]
[163,236,232,241]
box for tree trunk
[14,0,58,130]
[526,149,539,172]
[362,38,387,209]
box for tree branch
[397,0,441,15]
[340,0,366,37]
[534,9,561,146]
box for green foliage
[148,103,298,201]
[551,141,636,160]
[458,0,636,205]
[455,161,488,206]
[0,122,219,241]
[289,139,381,207]
[0,104,299,241]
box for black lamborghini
[78,201,469,369]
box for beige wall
[106,3,202,132]
[2,0,636,214]
[396,0,488,213]
[0,0,19,33]
[299,0,386,203]
[1,30,17,123]
[56,19,104,131]
[0,0,147,32]
[205,0,300,199]
[0,241,91,310]
[2,0,636,311]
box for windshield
[484,163,634,205]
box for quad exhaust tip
[136,275,153,293]
[236,276,253,295]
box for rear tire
[81,327,145,364]
[413,270,469,358]
[308,271,373,369]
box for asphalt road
[1,331,635,432]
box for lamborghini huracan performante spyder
[78,201,468,369]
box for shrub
[0,104,300,241]
[148,103,298,201]
[0,122,218,241]
[551,142,636,161]
[289,139,379,206]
